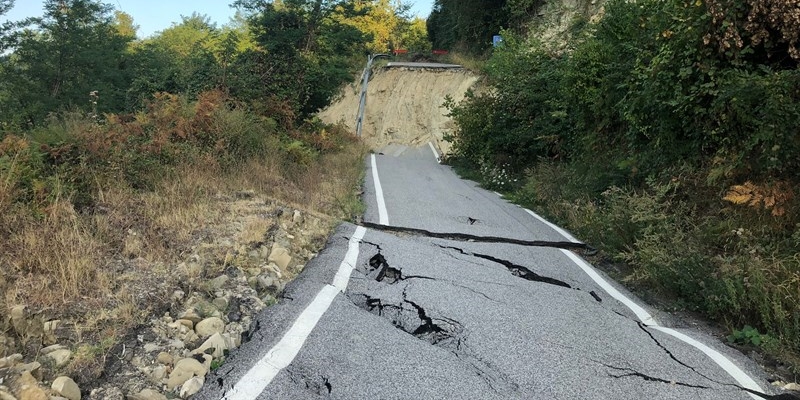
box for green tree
[1,0,132,127]
[113,10,138,39]
[232,0,367,118]
[400,17,431,53]
[126,14,221,108]
[427,0,508,52]
[0,0,14,52]
[333,0,411,53]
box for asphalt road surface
[196,144,779,399]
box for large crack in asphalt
[607,303,790,399]
[435,244,604,304]
[633,322,800,400]
[360,221,595,254]
[348,230,795,399]
[600,362,712,390]
[347,288,519,394]
[348,253,520,395]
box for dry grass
[0,126,366,343]
[3,201,109,312]
[0,91,368,389]
[230,143,368,219]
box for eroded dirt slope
[318,67,479,153]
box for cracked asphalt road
[196,144,780,399]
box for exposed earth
[318,66,480,154]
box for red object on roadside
[393,49,409,55]
[432,49,449,55]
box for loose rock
[178,309,202,325]
[194,317,225,338]
[208,275,229,291]
[268,244,292,271]
[0,354,22,368]
[166,358,208,390]
[0,388,17,400]
[150,365,168,382]
[193,332,235,359]
[51,377,80,400]
[127,389,167,400]
[43,349,72,368]
[15,371,47,400]
[156,352,173,365]
[212,297,228,312]
[9,306,27,335]
[14,362,41,380]
[179,377,204,399]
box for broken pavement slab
[195,223,776,399]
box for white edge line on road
[371,154,389,225]
[560,249,657,326]
[224,226,367,399]
[524,208,581,244]
[332,226,367,291]
[652,326,763,398]
[560,248,764,396]
[493,191,503,197]
[428,141,441,163]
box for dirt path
[318,67,479,153]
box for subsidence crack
[360,221,594,254]
[436,245,587,296]
[602,363,712,390]
[346,289,518,395]
[367,253,501,302]
[600,317,793,400]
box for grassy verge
[451,158,800,374]
[0,90,366,368]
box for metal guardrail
[355,54,389,137]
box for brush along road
[195,143,780,400]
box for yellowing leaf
[723,182,756,205]
[723,193,752,204]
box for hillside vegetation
[434,0,800,371]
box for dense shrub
[445,0,800,364]
[447,0,800,179]
[0,90,361,217]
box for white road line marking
[223,285,339,399]
[561,249,764,396]
[428,141,440,163]
[371,154,389,225]
[224,226,367,399]
[652,327,763,399]
[493,191,504,197]
[560,250,657,326]
[524,208,581,243]
[332,226,367,291]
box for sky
[2,0,435,39]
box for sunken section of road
[195,223,775,399]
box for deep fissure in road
[343,233,792,399]
[434,244,604,302]
[347,289,520,395]
[347,253,521,394]
[360,222,594,254]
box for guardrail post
[355,53,389,137]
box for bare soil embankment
[318,67,479,153]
